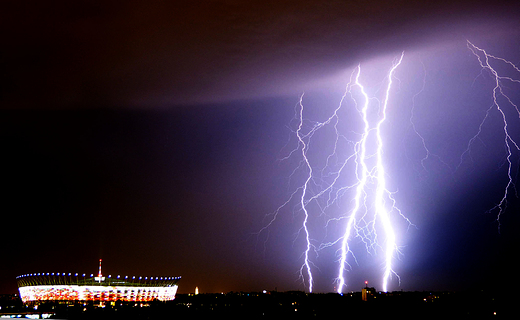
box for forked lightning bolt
[262,52,408,293]
[337,53,405,294]
[295,94,315,293]
[464,40,520,228]
[259,40,518,294]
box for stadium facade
[16,260,181,304]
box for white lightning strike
[265,52,408,293]
[295,94,315,293]
[260,40,518,294]
[464,40,520,228]
[337,53,405,294]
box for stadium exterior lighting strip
[16,273,181,303]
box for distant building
[361,287,376,301]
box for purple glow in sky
[258,42,520,293]
[1,1,520,295]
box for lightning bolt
[260,40,518,294]
[337,53,405,294]
[264,52,409,293]
[335,64,371,294]
[377,53,405,293]
[295,93,315,293]
[464,40,520,229]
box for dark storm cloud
[1,0,518,109]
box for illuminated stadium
[16,260,181,304]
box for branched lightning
[464,40,520,228]
[258,40,519,294]
[337,53,406,294]
[295,93,315,293]
[260,52,409,293]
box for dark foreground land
[0,289,515,319]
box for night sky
[2,1,520,294]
